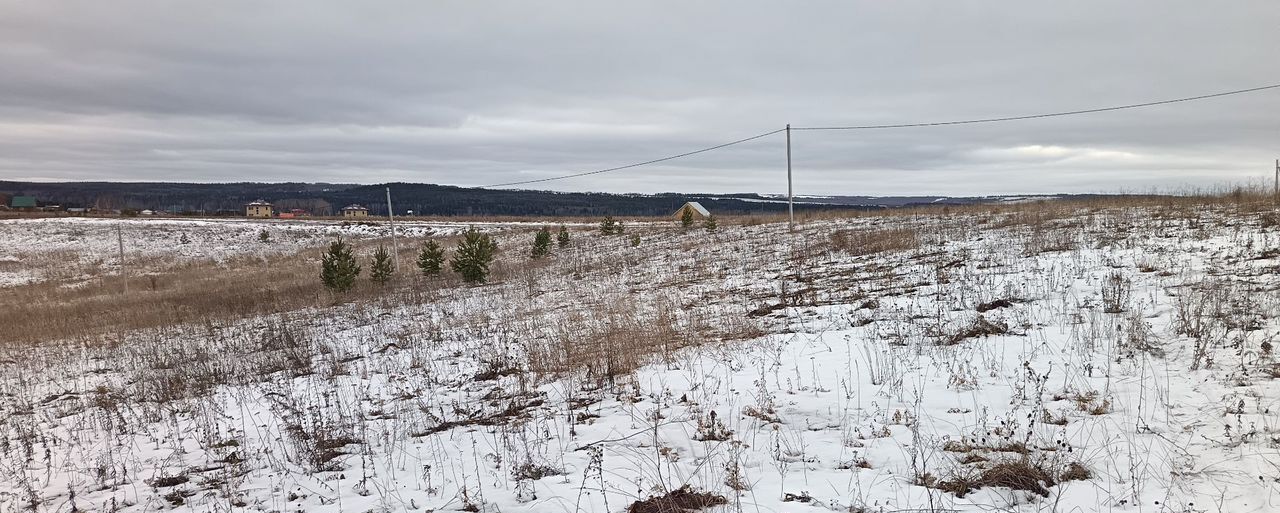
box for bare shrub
[1101,272,1131,313]
[694,410,732,441]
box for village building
[245,200,273,218]
[342,204,370,218]
[672,201,710,220]
[10,196,37,212]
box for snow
[2,205,1280,512]
[0,217,517,288]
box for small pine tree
[451,228,499,283]
[531,227,552,258]
[557,225,570,247]
[680,206,695,229]
[417,240,444,276]
[320,236,361,293]
[600,216,619,235]
[704,215,718,232]
[370,245,393,285]
[179,233,191,244]
[630,234,641,247]
[258,229,270,243]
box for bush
[531,227,552,258]
[450,228,499,283]
[600,216,622,235]
[630,234,641,247]
[258,229,270,243]
[320,237,361,293]
[417,240,444,276]
[557,225,570,247]
[370,245,393,285]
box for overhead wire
[481,127,786,188]
[792,83,1280,130]
[479,83,1280,188]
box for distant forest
[0,181,882,217]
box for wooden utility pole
[786,124,794,232]
[386,186,400,272]
[116,223,127,294]
[1274,158,1278,206]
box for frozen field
[0,217,521,288]
[2,202,1280,512]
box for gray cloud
[0,0,1276,195]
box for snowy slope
[1,205,1279,512]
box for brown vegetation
[626,486,727,513]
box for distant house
[140,209,155,216]
[245,200,273,218]
[672,201,710,220]
[10,196,37,211]
[66,208,89,215]
[342,204,369,218]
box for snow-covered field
[0,217,522,288]
[2,204,1280,512]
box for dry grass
[830,227,920,256]
[626,486,727,513]
[928,458,1091,498]
[0,235,460,346]
[5,186,1274,350]
[525,296,762,385]
[4,185,1278,509]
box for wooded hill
[0,181,1078,216]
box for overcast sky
[0,1,1276,196]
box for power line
[481,127,786,188]
[792,83,1280,131]
[479,82,1279,188]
